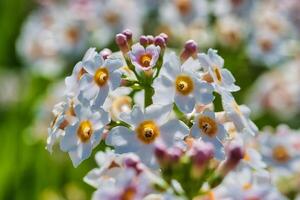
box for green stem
[144,85,154,108]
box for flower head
[128,43,160,71]
[106,104,189,167]
[190,109,227,160]
[153,52,214,113]
[60,104,110,167]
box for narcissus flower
[153,52,214,113]
[60,104,110,167]
[198,49,240,93]
[190,109,227,160]
[128,43,160,71]
[79,55,123,108]
[106,105,189,167]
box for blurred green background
[0,1,299,200]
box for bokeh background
[0,0,299,199]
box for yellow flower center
[139,54,152,68]
[243,151,251,161]
[77,120,93,143]
[198,115,218,137]
[213,67,222,82]
[272,145,290,163]
[135,120,160,144]
[175,75,194,95]
[243,183,252,190]
[104,12,120,25]
[94,68,109,87]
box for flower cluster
[45,30,289,199]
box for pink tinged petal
[152,75,175,105]
[106,126,140,153]
[175,93,196,114]
[159,119,189,147]
[119,106,144,127]
[146,45,160,66]
[105,58,123,73]
[69,142,93,167]
[92,84,109,109]
[131,43,146,56]
[60,123,79,152]
[194,79,214,104]
[145,104,173,126]
[109,70,122,90]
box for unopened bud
[154,36,166,49]
[217,143,244,176]
[147,35,154,44]
[139,35,148,46]
[159,33,168,43]
[115,33,129,54]
[122,29,133,44]
[180,40,198,61]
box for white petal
[92,85,109,109]
[79,74,93,91]
[109,70,121,90]
[202,109,216,120]
[190,124,200,139]
[152,75,175,105]
[69,142,93,167]
[208,49,224,68]
[105,58,123,73]
[194,79,214,104]
[145,104,173,126]
[182,57,201,73]
[201,136,225,160]
[83,60,98,75]
[60,123,79,152]
[106,126,140,153]
[159,119,189,147]
[120,106,144,127]
[175,93,195,113]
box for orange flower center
[135,120,160,144]
[175,75,194,95]
[272,145,290,163]
[94,68,109,87]
[176,0,192,16]
[213,67,222,82]
[121,187,136,200]
[198,115,218,137]
[139,54,152,68]
[77,120,93,143]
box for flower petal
[175,93,195,113]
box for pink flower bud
[180,40,198,61]
[122,29,133,45]
[154,36,166,49]
[190,141,214,167]
[139,35,148,46]
[159,33,168,43]
[115,33,129,54]
[147,35,154,44]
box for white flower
[190,109,227,160]
[153,52,214,113]
[79,55,123,108]
[129,43,160,71]
[198,48,240,93]
[106,104,189,167]
[65,48,98,97]
[258,128,300,179]
[84,149,126,188]
[60,104,110,167]
[213,168,286,200]
[221,91,258,136]
[91,168,152,200]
